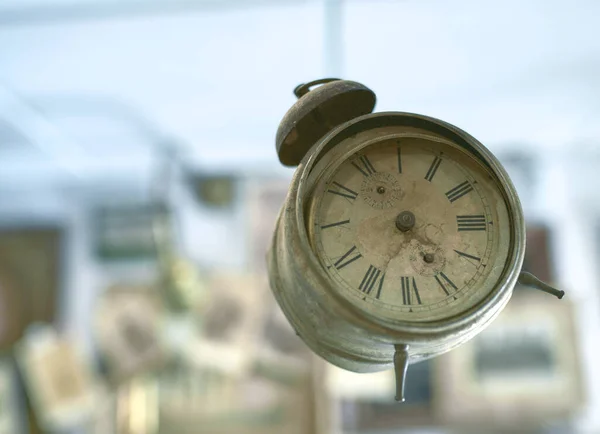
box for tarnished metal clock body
[267,79,563,400]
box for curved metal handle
[293,78,341,98]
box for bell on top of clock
[267,78,564,402]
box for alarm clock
[267,78,564,401]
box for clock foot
[518,271,565,299]
[393,344,410,402]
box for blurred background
[0,0,598,433]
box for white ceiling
[0,0,599,192]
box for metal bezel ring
[291,112,525,344]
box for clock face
[310,135,512,323]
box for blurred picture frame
[183,272,266,377]
[187,173,238,210]
[158,363,316,434]
[0,266,25,353]
[94,285,166,382]
[16,326,98,431]
[434,292,583,428]
[92,203,163,261]
[0,358,25,434]
[0,227,63,349]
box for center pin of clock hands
[395,210,416,232]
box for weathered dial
[310,135,512,323]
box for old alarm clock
[267,78,564,401]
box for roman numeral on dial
[457,215,487,231]
[445,181,474,203]
[434,272,458,296]
[327,181,358,200]
[333,245,362,269]
[351,155,376,177]
[359,265,385,299]
[424,156,442,182]
[401,277,422,305]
